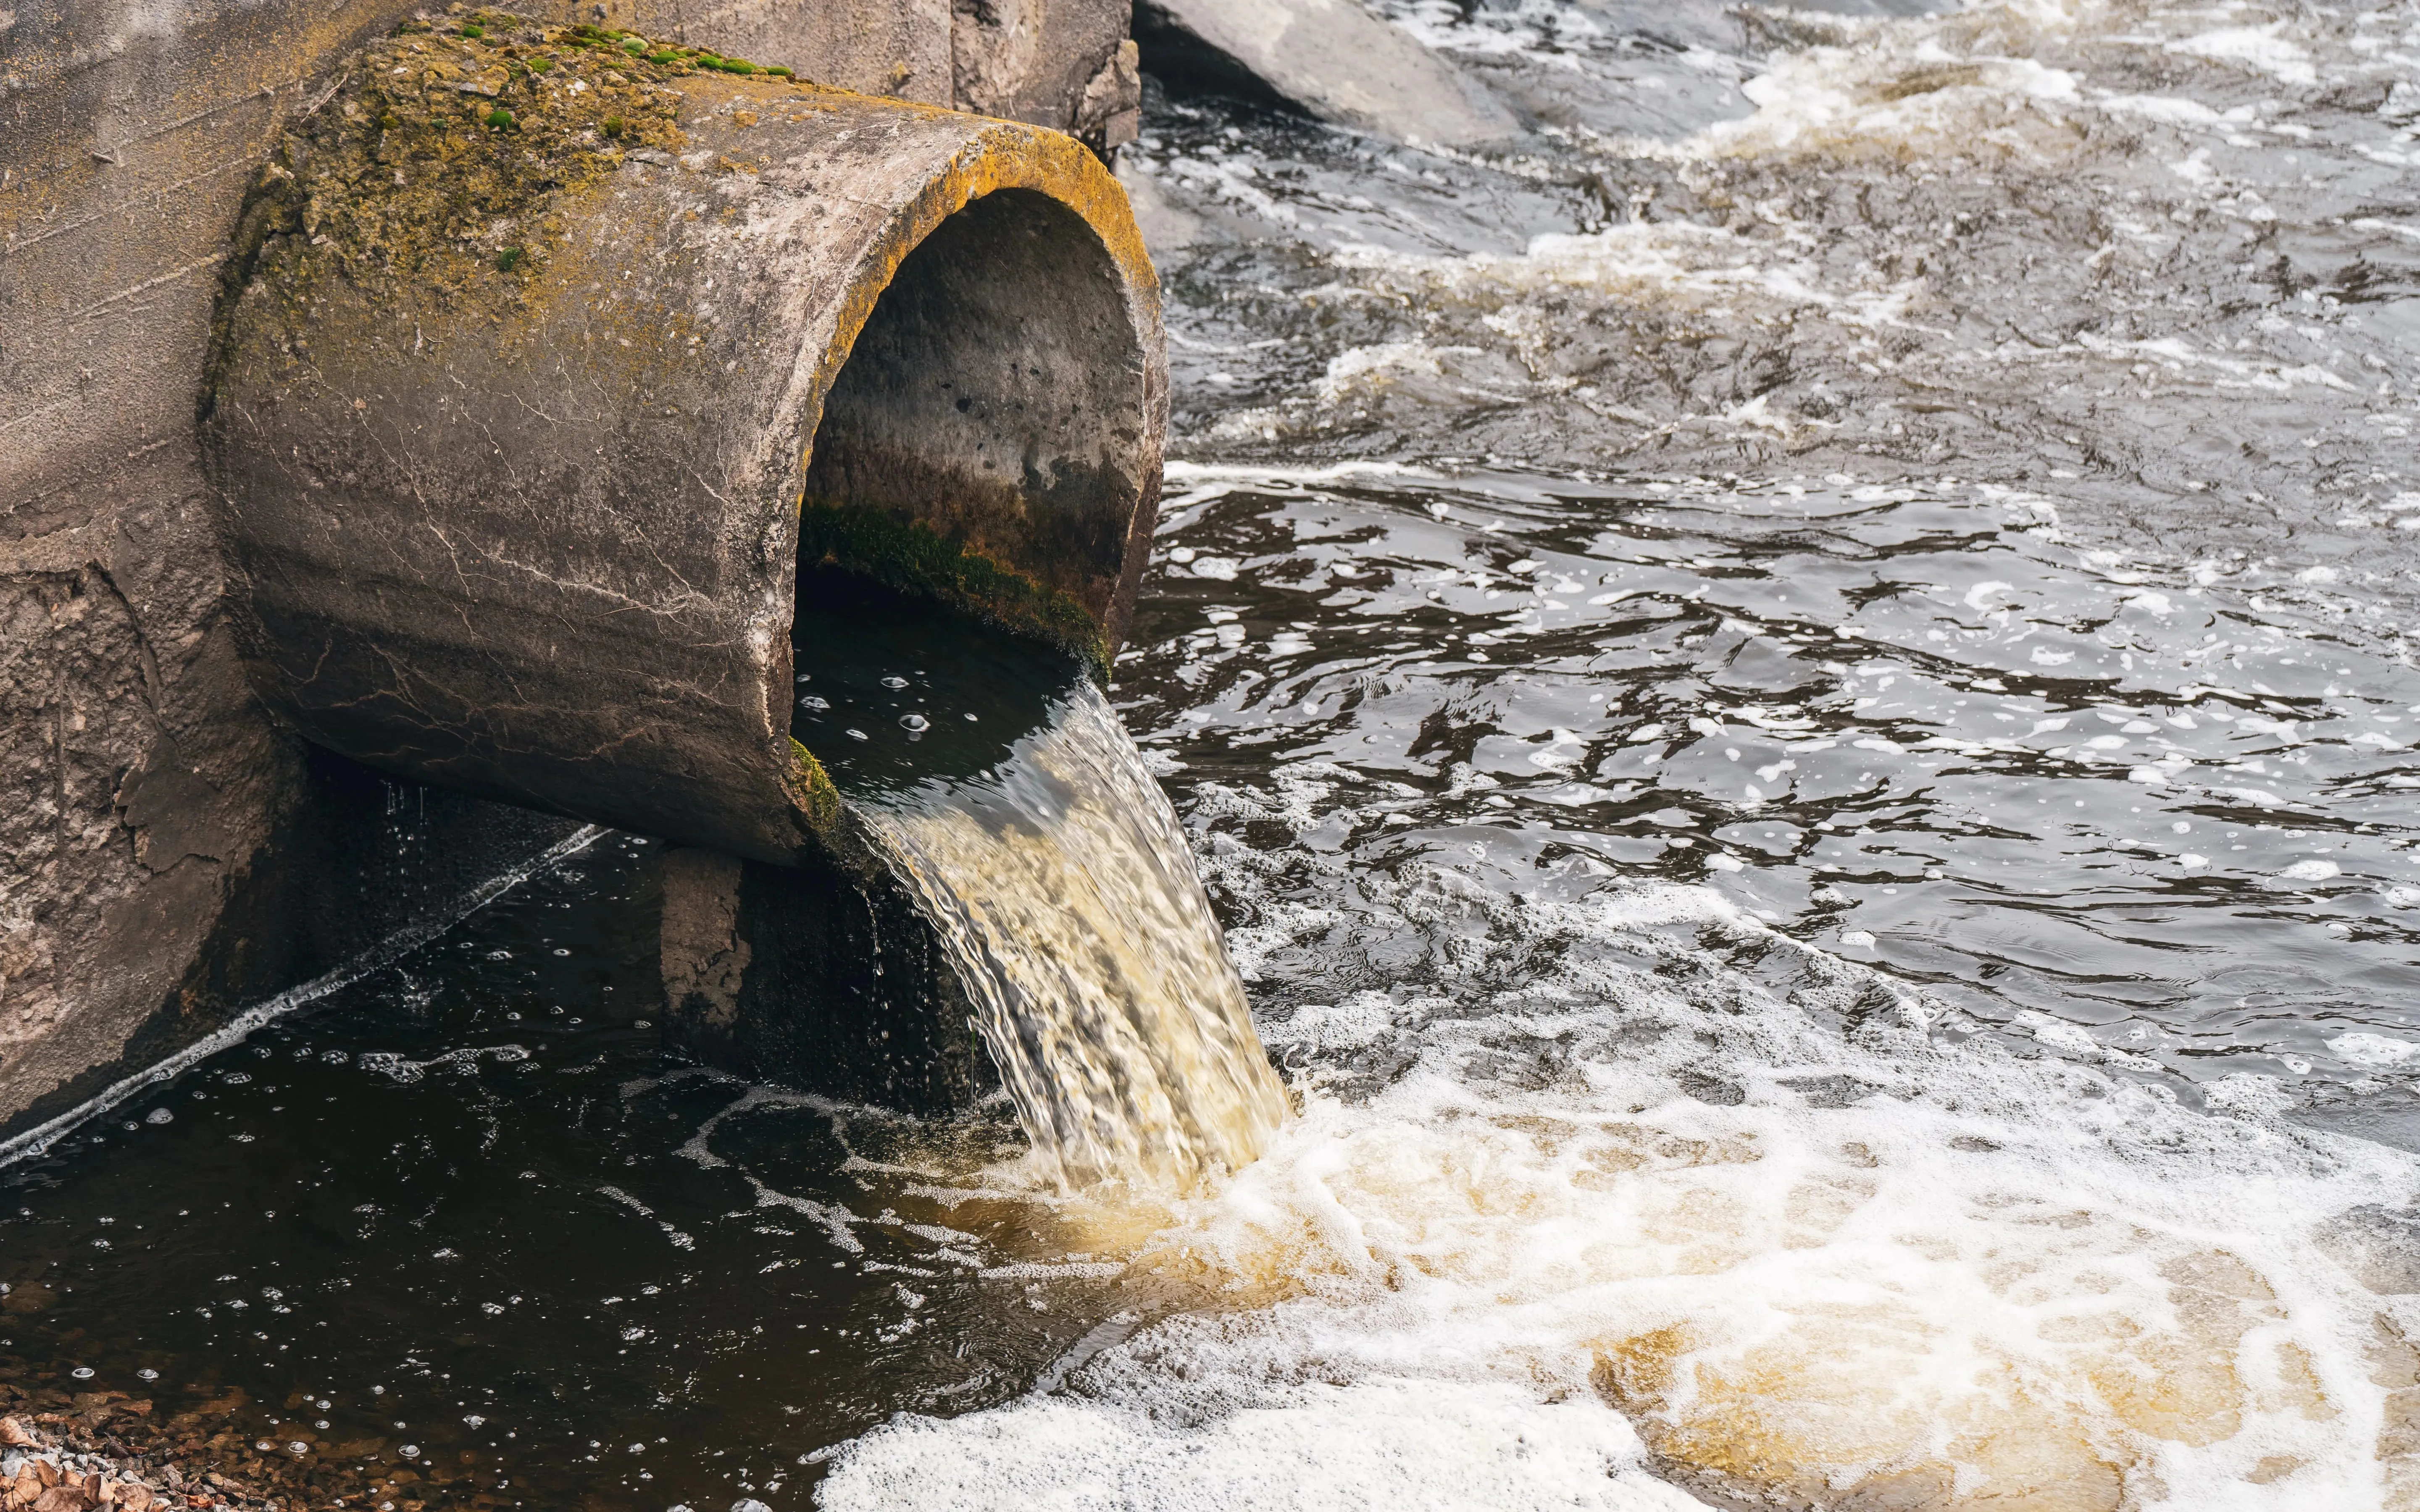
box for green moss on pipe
[796,501,1111,673]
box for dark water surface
[0,837,1138,1509]
[12,0,2420,1506]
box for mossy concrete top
[202,18,1166,864]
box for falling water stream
[7,0,2420,1506]
[789,577,1288,1189]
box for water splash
[853,680,1288,1190]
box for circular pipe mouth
[796,186,1155,675]
[201,30,1165,864]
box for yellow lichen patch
[786,740,842,832]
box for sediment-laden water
[8,0,2420,1506]
[791,578,1287,1189]
[850,683,1288,1191]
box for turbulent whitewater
[823,0,2420,1505]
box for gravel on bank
[0,1404,294,1512]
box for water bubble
[798,696,830,711]
[464,1414,486,1428]
[400,1444,420,1458]
[287,1441,309,1456]
[71,1367,93,1380]
[846,728,868,740]
[881,675,909,689]
[964,712,979,721]
[138,1369,158,1381]
[900,714,929,732]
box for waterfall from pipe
[850,679,1287,1189]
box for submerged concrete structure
[0,0,1142,1134]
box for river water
[10,0,2420,1507]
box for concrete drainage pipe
[202,26,1165,867]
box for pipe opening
[796,187,1150,668]
[789,565,1081,795]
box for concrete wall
[0,0,1131,1134]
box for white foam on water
[822,1379,1703,1511]
[823,879,2420,1509]
[1271,0,2356,401]
[2166,25,2319,86]
[1704,32,2084,163]
[2331,1034,2420,1070]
